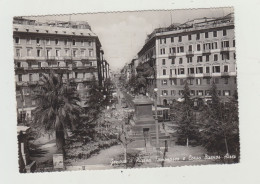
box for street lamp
[154,88,160,153]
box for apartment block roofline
[137,13,234,56]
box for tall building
[13,17,110,123]
[136,13,236,106]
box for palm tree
[32,71,82,154]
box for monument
[130,95,170,150]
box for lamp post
[154,88,160,152]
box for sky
[28,7,233,71]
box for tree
[174,80,199,147]
[32,71,82,154]
[200,82,239,158]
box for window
[213,31,217,37]
[28,62,32,68]
[171,58,175,64]
[179,58,183,64]
[223,29,227,36]
[197,44,201,51]
[89,50,93,57]
[26,38,31,44]
[197,56,202,62]
[162,80,167,85]
[196,33,200,40]
[179,90,184,96]
[206,78,211,84]
[65,50,69,56]
[213,66,220,73]
[197,90,203,96]
[206,55,209,62]
[29,74,32,81]
[188,45,192,51]
[188,68,195,74]
[47,49,51,57]
[196,78,201,85]
[178,36,182,42]
[170,47,176,53]
[206,67,210,73]
[162,90,168,96]
[224,65,229,72]
[162,59,166,65]
[67,73,70,79]
[18,74,22,82]
[160,48,165,55]
[214,54,218,61]
[222,52,230,60]
[205,90,211,96]
[177,46,184,53]
[39,73,42,78]
[222,40,229,48]
[55,39,59,45]
[205,32,209,38]
[38,62,41,68]
[189,79,194,85]
[37,49,41,57]
[88,41,92,46]
[64,39,68,46]
[16,49,21,57]
[171,37,174,42]
[212,42,218,49]
[15,37,20,44]
[27,48,32,56]
[72,40,76,46]
[190,90,195,96]
[233,40,236,47]
[224,78,229,84]
[46,38,50,45]
[36,38,40,44]
[196,67,203,74]
[81,50,85,56]
[178,68,185,75]
[171,79,177,85]
[73,50,77,57]
[171,90,175,96]
[180,79,184,85]
[234,53,236,59]
[57,62,60,67]
[81,40,84,46]
[223,90,230,96]
[187,57,193,63]
[214,78,219,84]
[188,34,192,40]
[75,72,78,78]
[56,50,60,57]
[163,69,166,75]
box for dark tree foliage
[172,80,199,146]
[128,60,155,95]
[32,71,82,154]
[200,82,240,160]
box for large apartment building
[136,13,236,106]
[13,17,110,123]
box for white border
[1,0,260,184]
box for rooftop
[13,17,97,37]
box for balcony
[220,47,230,53]
[169,74,177,79]
[64,56,73,61]
[203,73,212,78]
[202,49,211,55]
[186,51,194,56]
[168,53,177,59]
[221,72,230,77]
[46,56,55,61]
[187,73,195,78]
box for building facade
[137,13,237,106]
[13,17,109,123]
